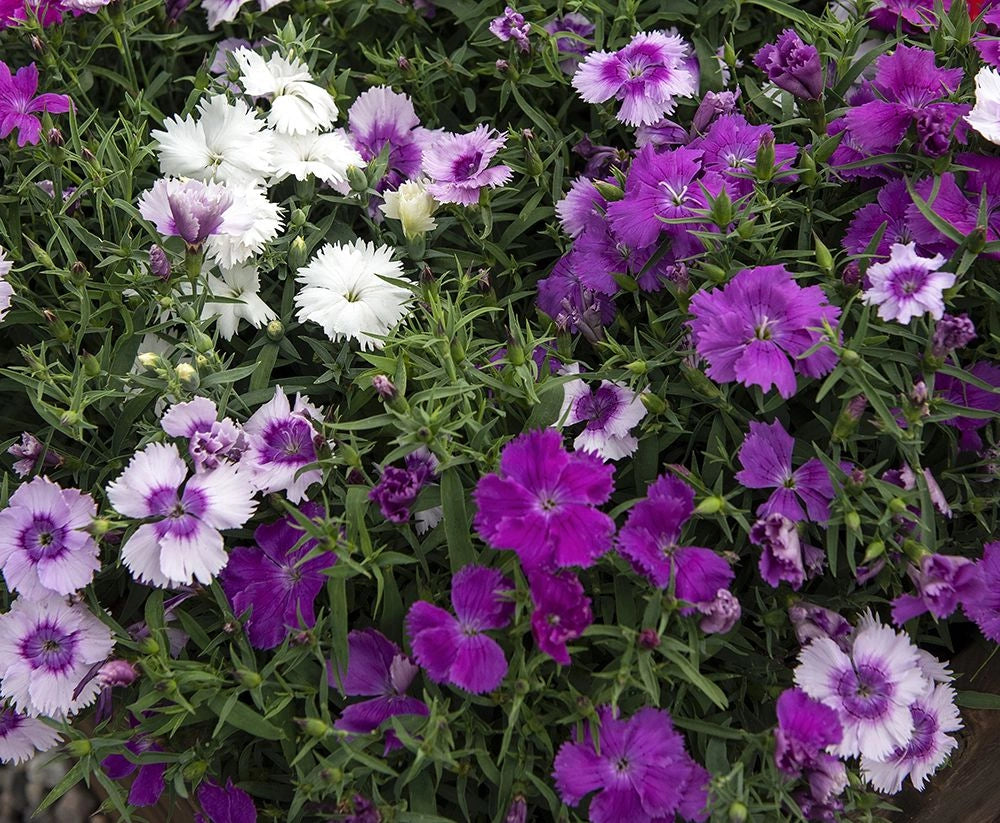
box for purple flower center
[576,384,622,429]
[0,708,22,736]
[152,486,208,539]
[260,418,316,466]
[890,266,928,297]
[902,704,937,759]
[23,515,67,561]
[20,621,77,673]
[452,151,483,181]
[835,663,892,719]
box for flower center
[453,151,483,180]
[755,316,775,340]
[659,180,689,206]
[24,516,66,561]
[21,622,77,673]
[0,708,22,736]
[893,266,928,297]
[836,662,892,720]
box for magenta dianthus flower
[617,474,734,607]
[842,179,919,261]
[0,62,72,147]
[405,564,514,694]
[331,628,428,753]
[422,125,512,205]
[0,476,100,599]
[688,266,840,399]
[553,705,709,823]
[736,420,835,522]
[240,386,323,503]
[936,362,1000,451]
[892,553,984,624]
[572,30,697,127]
[107,442,257,588]
[775,687,843,776]
[526,569,592,665]
[220,504,335,649]
[690,114,798,197]
[931,313,976,358]
[870,0,947,32]
[473,428,615,570]
[753,29,823,101]
[102,736,168,807]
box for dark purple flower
[936,362,1000,451]
[473,429,615,570]
[826,116,898,182]
[842,46,967,157]
[342,795,381,823]
[405,565,514,693]
[544,12,594,72]
[527,568,592,665]
[331,629,428,752]
[504,795,527,823]
[753,29,823,101]
[219,503,335,650]
[102,736,168,808]
[369,449,437,523]
[842,180,919,261]
[892,553,985,623]
[931,313,976,358]
[616,475,734,607]
[691,89,741,135]
[537,252,616,336]
[555,176,606,238]
[553,705,709,823]
[690,114,798,197]
[149,244,171,280]
[0,62,71,147]
[735,420,835,522]
[751,514,822,590]
[688,266,841,399]
[966,541,1000,642]
[571,134,624,178]
[775,687,843,776]
[8,432,62,478]
[348,87,423,192]
[194,778,256,823]
[696,588,741,634]
[489,6,531,53]
[788,602,852,652]
[634,117,690,149]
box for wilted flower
[489,6,530,52]
[8,432,62,478]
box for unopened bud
[638,628,660,649]
[97,659,139,688]
[136,352,162,371]
[81,353,101,378]
[182,760,208,782]
[728,801,748,823]
[234,668,262,688]
[397,55,411,71]
[65,739,92,757]
[755,133,775,181]
[592,180,625,202]
[290,208,307,228]
[347,165,369,193]
[175,363,199,389]
[695,496,725,515]
[372,374,397,400]
[177,304,198,323]
[640,392,667,415]
[297,717,333,738]
[289,235,307,270]
[266,320,284,341]
[625,360,647,375]
[47,127,64,147]
[840,349,861,367]
[862,540,885,564]
[845,510,861,531]
[149,245,171,280]
[192,332,213,353]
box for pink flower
[0,62,71,147]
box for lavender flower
[795,613,928,759]
[931,313,976,358]
[966,541,1000,642]
[892,553,984,624]
[240,386,323,503]
[527,569,592,665]
[332,628,428,751]
[696,588,741,634]
[688,266,840,399]
[735,420,835,522]
[788,602,852,651]
[617,474,734,608]
[406,564,514,694]
[753,30,823,101]
[0,596,114,718]
[936,362,1000,451]
[107,442,257,588]
[369,449,437,523]
[195,778,257,823]
[348,87,423,191]
[102,736,168,807]
[0,705,61,764]
[489,6,530,52]
[7,433,60,479]
[473,429,615,570]
[861,683,962,793]
[138,178,252,248]
[422,125,513,205]
[220,505,335,649]
[862,242,955,324]
[572,30,697,126]
[161,397,246,473]
[690,89,741,135]
[0,62,71,147]
[554,176,605,238]
[0,476,100,599]
[751,513,821,590]
[544,12,593,73]
[553,705,709,822]
[843,46,968,157]
[558,367,647,460]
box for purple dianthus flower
[0,62,71,147]
[965,541,1000,642]
[862,242,955,324]
[753,29,823,101]
[102,735,168,808]
[422,125,512,206]
[406,564,513,694]
[842,179,918,261]
[161,396,246,473]
[544,12,594,73]
[489,6,530,53]
[892,553,984,624]
[473,429,615,570]
[0,704,61,764]
[348,87,423,191]
[774,687,844,776]
[572,30,697,127]
[931,313,976,358]
[690,113,798,197]
[751,513,823,590]
[526,569,592,665]
[936,362,1000,451]
[369,449,437,523]
[553,705,709,823]
[788,601,852,651]
[138,178,252,248]
[194,778,256,823]
[688,266,840,399]
[220,504,334,650]
[332,628,428,752]
[8,433,62,479]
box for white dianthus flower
[271,130,363,184]
[234,49,339,134]
[379,179,439,239]
[203,184,284,269]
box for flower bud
[372,374,397,401]
[592,180,625,202]
[695,496,725,515]
[397,55,412,71]
[840,349,861,367]
[97,659,139,687]
[234,668,262,688]
[625,360,647,375]
[862,540,885,564]
[728,802,749,823]
[81,353,101,378]
[65,739,92,757]
[182,760,208,782]
[298,718,332,738]
[177,303,198,323]
[149,244,171,280]
[347,165,369,193]
[888,497,908,514]
[47,127,64,147]
[175,363,199,389]
[192,332,213,353]
[709,188,734,229]
[290,208,307,228]
[638,628,660,649]
[266,319,284,341]
[289,235,307,270]
[814,235,834,275]
[755,133,775,181]
[379,180,439,240]
[640,392,667,415]
[495,58,509,72]
[505,796,527,823]
[136,352,162,371]
[845,510,861,531]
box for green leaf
[208,696,284,740]
[441,468,476,573]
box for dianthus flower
[0,596,114,718]
[0,62,72,147]
[526,569,592,665]
[936,362,1000,451]
[841,180,920,261]
[931,313,976,358]
[107,442,257,587]
[233,49,338,134]
[753,29,823,101]
[688,266,840,399]
[160,397,246,473]
[0,704,61,764]
[220,504,334,649]
[544,12,594,73]
[892,553,984,624]
[774,687,844,776]
[572,31,697,126]
[489,6,530,52]
[558,366,647,460]
[194,778,257,823]
[750,513,823,590]
[735,420,835,522]
[348,86,423,191]
[965,541,1000,642]
[862,242,955,324]
[788,601,853,651]
[406,565,514,694]
[690,114,798,197]
[553,705,709,823]
[0,476,100,599]
[869,0,947,32]
[795,613,928,760]
[617,474,734,607]
[473,429,615,570]
[369,449,437,523]
[331,628,428,752]
[102,735,168,807]
[138,178,253,249]
[966,65,1000,145]
[422,125,513,205]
